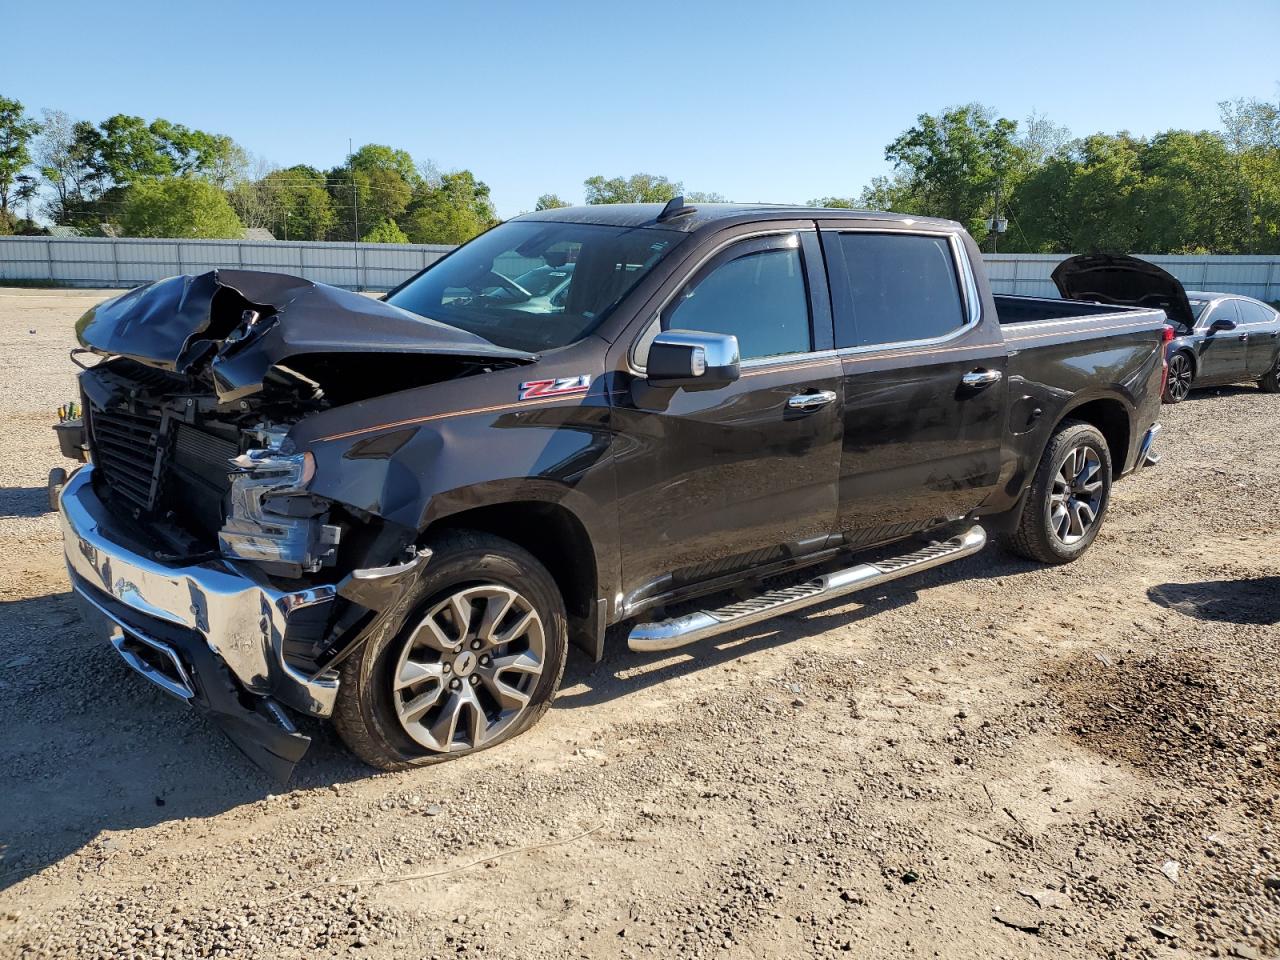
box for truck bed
[993,293,1150,325]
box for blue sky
[4,0,1278,218]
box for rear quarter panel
[995,309,1165,510]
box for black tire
[1259,354,1280,393]
[1163,351,1193,404]
[332,530,568,771]
[1003,420,1113,565]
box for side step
[628,525,987,653]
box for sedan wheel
[393,585,546,753]
[1164,353,1192,403]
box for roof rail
[656,196,697,223]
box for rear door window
[829,233,968,348]
[1237,299,1275,324]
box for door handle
[961,369,1003,389]
[1239,334,1250,341]
[787,390,837,411]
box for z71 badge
[518,375,592,401]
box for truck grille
[87,403,167,512]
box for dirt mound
[1052,652,1279,796]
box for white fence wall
[0,236,455,291]
[980,254,1280,302]
[2,237,1279,301]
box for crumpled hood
[75,270,535,403]
[1051,254,1195,330]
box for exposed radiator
[87,403,165,513]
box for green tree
[685,190,727,203]
[327,144,419,240]
[881,103,1025,243]
[535,193,569,210]
[276,165,336,240]
[118,176,243,238]
[583,172,681,204]
[363,218,409,243]
[33,110,101,224]
[240,164,337,240]
[1219,96,1280,252]
[403,169,498,244]
[1011,133,1145,253]
[807,196,860,209]
[1139,130,1246,253]
[0,95,40,217]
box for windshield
[385,220,686,352]
[1189,298,1211,320]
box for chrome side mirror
[646,330,741,389]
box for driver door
[1197,299,1248,384]
[609,229,843,613]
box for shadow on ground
[557,548,1040,710]
[1148,577,1280,626]
[0,485,51,519]
[0,589,371,893]
[1,546,1040,891]
[1182,383,1265,403]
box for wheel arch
[422,496,605,660]
[1054,396,1132,478]
[1170,345,1198,378]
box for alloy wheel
[1167,354,1192,401]
[1049,445,1104,545]
[392,584,545,752]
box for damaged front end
[219,428,340,577]
[57,270,533,778]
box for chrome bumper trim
[74,584,197,701]
[58,464,340,716]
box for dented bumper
[59,464,433,777]
[60,464,342,717]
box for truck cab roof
[518,202,962,234]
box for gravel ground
[0,287,1277,959]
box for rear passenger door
[1239,299,1280,378]
[819,225,1007,547]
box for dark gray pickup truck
[53,201,1170,776]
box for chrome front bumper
[58,464,340,717]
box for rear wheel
[1003,420,1113,565]
[1163,352,1193,403]
[1259,354,1280,393]
[332,530,568,771]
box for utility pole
[991,178,1001,254]
[349,138,361,291]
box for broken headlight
[218,431,341,576]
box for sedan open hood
[75,270,535,403]
[1051,254,1194,330]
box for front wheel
[1003,420,1113,565]
[1163,352,1193,403]
[332,530,568,771]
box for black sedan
[1163,292,1280,403]
[1049,255,1280,404]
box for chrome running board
[1139,423,1162,468]
[628,525,987,653]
